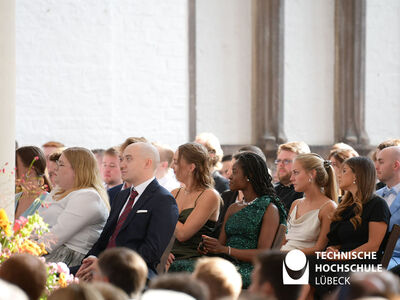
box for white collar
[132,177,155,196]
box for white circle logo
[285,249,307,271]
[283,249,309,285]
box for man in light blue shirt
[376,146,400,269]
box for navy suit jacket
[107,183,124,207]
[86,178,178,278]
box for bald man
[76,142,179,280]
[376,146,400,269]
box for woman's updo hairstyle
[295,153,338,203]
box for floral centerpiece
[0,209,77,299]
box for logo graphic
[283,249,309,285]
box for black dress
[327,195,391,256]
[312,195,391,299]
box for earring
[246,178,250,182]
[309,178,312,183]
[353,180,356,184]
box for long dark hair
[332,156,376,229]
[233,152,276,198]
[16,146,51,192]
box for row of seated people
[12,136,400,293]
[2,246,400,300]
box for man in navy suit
[376,146,400,269]
[76,142,179,280]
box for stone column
[0,0,16,220]
[253,0,287,152]
[188,0,197,141]
[334,0,369,145]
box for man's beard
[278,171,291,186]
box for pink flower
[57,262,70,275]
[13,216,28,232]
[34,156,39,161]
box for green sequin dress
[169,207,216,272]
[225,195,287,288]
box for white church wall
[16,0,189,150]
[365,0,400,145]
[196,0,252,145]
[284,0,335,145]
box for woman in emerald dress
[201,151,287,288]
[167,142,221,272]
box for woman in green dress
[201,152,287,288]
[167,142,221,272]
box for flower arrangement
[43,260,77,297]
[0,209,77,299]
[0,209,48,262]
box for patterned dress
[225,195,287,288]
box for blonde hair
[195,132,224,168]
[329,148,359,163]
[277,141,310,155]
[54,147,110,210]
[193,257,242,300]
[295,153,338,203]
[330,142,356,152]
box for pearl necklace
[237,197,257,206]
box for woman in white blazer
[39,147,110,266]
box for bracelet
[228,246,231,256]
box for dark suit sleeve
[136,192,179,268]
[85,190,128,258]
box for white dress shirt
[382,182,400,207]
[118,177,155,218]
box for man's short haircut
[104,147,120,157]
[330,142,356,152]
[153,143,174,166]
[42,141,65,148]
[98,247,148,297]
[277,141,310,155]
[48,283,102,300]
[377,139,400,151]
[91,149,105,155]
[193,257,242,300]
[90,282,129,300]
[120,137,148,153]
[221,154,232,162]
[0,254,47,300]
[149,273,209,300]
[255,250,301,300]
[49,151,62,162]
[371,139,400,161]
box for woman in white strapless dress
[281,153,338,255]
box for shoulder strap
[194,189,206,207]
[320,200,332,210]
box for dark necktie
[107,189,139,248]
